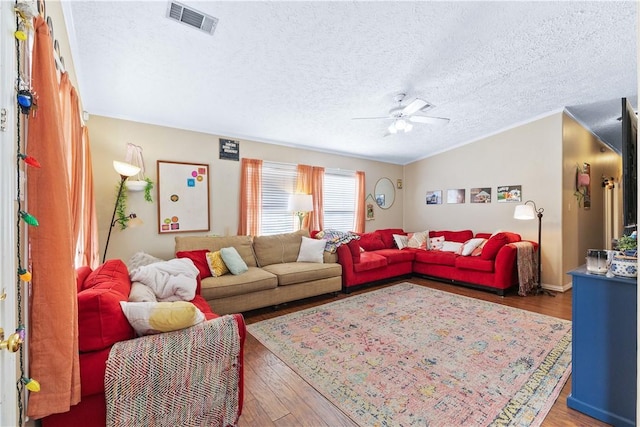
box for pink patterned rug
[247,283,572,426]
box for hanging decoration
[13,2,41,425]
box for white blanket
[130,258,199,302]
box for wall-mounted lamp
[514,200,554,297]
[102,161,141,263]
[287,194,313,230]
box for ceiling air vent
[166,1,218,35]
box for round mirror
[374,177,395,209]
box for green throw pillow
[220,247,249,275]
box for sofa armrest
[336,244,357,285]
[494,241,538,288]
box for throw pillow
[127,251,164,272]
[357,232,386,251]
[220,247,249,275]
[407,230,429,249]
[377,228,406,248]
[429,236,445,250]
[393,234,409,249]
[480,232,510,260]
[120,301,205,336]
[176,249,211,279]
[441,241,464,253]
[206,250,229,277]
[459,238,487,256]
[297,236,326,263]
[128,282,157,302]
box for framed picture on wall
[447,189,465,204]
[470,187,492,203]
[426,190,442,205]
[157,160,210,233]
[497,185,522,202]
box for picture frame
[426,190,442,205]
[497,185,522,203]
[470,187,492,203]
[447,189,465,204]
[157,160,210,233]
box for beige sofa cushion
[253,230,309,267]
[175,235,257,267]
[262,262,341,286]
[199,267,277,299]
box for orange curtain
[354,171,365,233]
[80,127,100,268]
[295,165,312,230]
[59,73,88,267]
[238,158,262,236]
[310,167,324,231]
[27,16,80,419]
[295,165,324,231]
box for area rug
[247,282,572,427]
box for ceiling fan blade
[409,115,450,125]
[402,98,428,116]
[352,116,393,120]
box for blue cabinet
[568,266,637,427]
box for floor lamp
[287,194,313,230]
[102,161,141,263]
[514,200,555,297]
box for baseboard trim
[542,282,572,293]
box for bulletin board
[157,160,210,233]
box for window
[260,162,357,235]
[323,169,356,232]
[261,162,296,235]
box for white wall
[403,113,564,287]
[89,116,404,261]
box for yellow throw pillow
[206,250,229,277]
[119,301,205,336]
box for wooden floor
[238,277,610,426]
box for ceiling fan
[353,93,450,134]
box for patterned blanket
[315,229,360,253]
[105,315,242,427]
[512,241,537,296]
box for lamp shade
[514,204,535,220]
[113,160,141,177]
[287,194,313,212]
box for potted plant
[616,234,637,257]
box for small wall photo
[470,187,492,203]
[426,190,442,205]
[447,189,465,204]
[497,185,522,202]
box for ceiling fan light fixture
[405,122,413,132]
[395,119,407,130]
[388,122,398,134]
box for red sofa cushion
[374,248,416,264]
[430,230,474,243]
[353,252,388,272]
[357,232,386,251]
[376,228,406,248]
[76,266,93,293]
[414,250,457,266]
[176,249,211,279]
[78,294,135,352]
[81,259,130,293]
[456,256,494,272]
[480,232,521,260]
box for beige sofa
[175,229,342,314]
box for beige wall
[403,113,565,288]
[89,116,403,261]
[562,113,622,285]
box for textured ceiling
[63,1,637,165]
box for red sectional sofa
[336,228,534,296]
[42,259,246,427]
